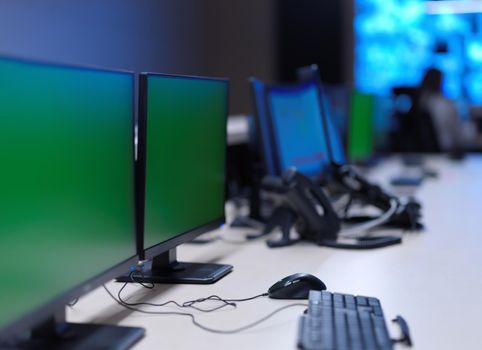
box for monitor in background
[323,85,350,142]
[348,91,375,163]
[295,65,347,166]
[0,56,143,348]
[124,73,232,285]
[355,0,482,105]
[250,78,278,176]
[297,64,392,163]
[253,80,331,178]
[372,94,394,152]
[324,100,347,165]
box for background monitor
[295,64,348,166]
[322,84,350,144]
[250,78,278,176]
[264,81,331,178]
[324,98,347,165]
[128,73,232,285]
[0,56,143,348]
[348,91,375,162]
[355,0,482,105]
[372,94,395,152]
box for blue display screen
[355,0,482,105]
[267,82,330,176]
[251,79,277,175]
[324,99,347,165]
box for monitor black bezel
[262,79,332,178]
[249,78,279,176]
[0,54,139,341]
[137,72,229,261]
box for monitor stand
[5,308,144,350]
[117,248,233,285]
[230,176,264,229]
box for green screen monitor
[0,56,143,348]
[348,91,375,162]
[130,73,232,284]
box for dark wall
[0,0,352,112]
[204,0,276,115]
[277,0,351,84]
[0,0,210,73]
[0,0,276,114]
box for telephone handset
[248,168,401,249]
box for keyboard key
[322,294,332,308]
[322,291,332,300]
[309,290,322,303]
[333,293,344,304]
[308,290,323,317]
[334,309,349,350]
[346,309,363,349]
[372,305,383,316]
[356,296,368,306]
[372,314,393,348]
[344,294,355,305]
[359,310,377,349]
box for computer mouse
[268,273,327,299]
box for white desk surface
[68,155,482,349]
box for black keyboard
[297,290,393,350]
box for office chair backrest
[391,87,440,152]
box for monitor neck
[151,248,183,272]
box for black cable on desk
[117,271,267,312]
[66,298,79,307]
[103,284,306,335]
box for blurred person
[417,68,469,153]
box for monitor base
[230,215,264,229]
[117,248,233,285]
[390,176,423,187]
[5,310,144,350]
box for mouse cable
[103,284,306,335]
[66,298,79,308]
[118,270,268,313]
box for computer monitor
[372,94,394,152]
[323,85,350,142]
[251,78,331,179]
[0,56,143,348]
[348,91,375,162]
[295,64,347,166]
[250,78,278,176]
[123,73,232,284]
[324,99,347,165]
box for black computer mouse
[268,273,327,299]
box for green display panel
[144,75,227,249]
[348,91,374,162]
[0,58,135,329]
